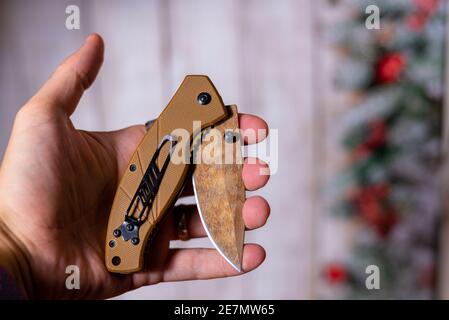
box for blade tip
[230,261,243,273]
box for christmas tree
[325,0,445,299]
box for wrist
[0,218,34,299]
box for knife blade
[192,105,246,272]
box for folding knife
[105,75,246,273]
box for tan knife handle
[105,75,227,273]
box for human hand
[0,34,270,299]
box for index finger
[239,113,269,145]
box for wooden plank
[0,0,89,156]
[235,0,315,299]
[84,0,166,131]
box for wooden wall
[0,0,351,299]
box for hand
[0,34,270,299]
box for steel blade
[192,105,245,272]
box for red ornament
[352,120,386,160]
[324,263,348,285]
[376,53,407,84]
[350,183,398,238]
[407,0,439,32]
[366,208,398,238]
[405,13,428,32]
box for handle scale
[105,75,227,273]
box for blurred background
[0,0,448,299]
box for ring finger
[170,196,270,241]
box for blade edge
[192,175,242,273]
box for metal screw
[225,131,239,143]
[197,92,211,105]
[112,256,121,266]
[131,237,140,245]
[130,164,137,172]
[109,240,116,248]
[113,229,121,237]
[126,224,134,232]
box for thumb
[27,33,104,116]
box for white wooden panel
[234,0,315,299]
[0,0,89,156]
[79,0,166,131]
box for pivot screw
[197,92,211,105]
[131,237,140,245]
[126,224,134,232]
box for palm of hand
[1,108,156,298]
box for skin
[0,34,270,299]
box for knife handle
[105,75,227,273]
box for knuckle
[14,105,34,124]
[69,64,91,90]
